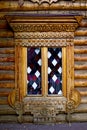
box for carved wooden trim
[15,39,73,47]
[15,32,74,39]
[23,97,66,123]
[10,23,78,32]
[26,0,75,5]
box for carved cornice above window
[6,15,80,32]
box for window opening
[27,48,41,95]
[48,48,62,95]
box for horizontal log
[75,65,87,70]
[75,104,87,113]
[0,92,9,97]
[0,99,8,105]
[75,81,87,87]
[0,57,15,62]
[0,39,14,47]
[74,56,87,61]
[0,106,16,115]
[81,97,87,104]
[0,115,17,123]
[0,82,15,88]
[0,49,15,54]
[0,74,15,80]
[0,30,13,38]
[74,49,87,54]
[0,65,15,70]
[74,39,87,46]
[75,31,87,36]
[75,74,87,79]
[0,1,87,11]
[0,20,8,29]
[71,113,87,122]
[80,91,87,96]
[80,21,87,27]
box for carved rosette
[66,89,81,113]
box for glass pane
[48,48,62,95]
[27,48,41,95]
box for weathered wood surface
[0,74,15,80]
[74,56,87,61]
[0,57,15,62]
[75,65,87,70]
[74,49,87,54]
[0,82,15,88]
[71,113,87,122]
[0,92,9,97]
[0,49,15,54]
[74,40,87,46]
[0,39,14,47]
[0,30,13,38]
[75,81,87,87]
[75,74,87,79]
[75,31,87,36]
[0,65,15,70]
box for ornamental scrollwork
[18,0,76,6]
[10,23,78,32]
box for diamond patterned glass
[48,48,62,95]
[27,48,41,95]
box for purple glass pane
[27,48,41,95]
[48,48,62,95]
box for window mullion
[41,47,48,96]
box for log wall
[0,0,87,123]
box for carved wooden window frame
[6,15,81,123]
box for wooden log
[74,39,87,46]
[80,91,87,96]
[81,97,87,104]
[75,65,87,70]
[0,99,8,105]
[0,92,9,97]
[0,115,17,123]
[0,65,15,70]
[75,74,87,79]
[0,1,87,11]
[0,49,15,54]
[0,30,13,38]
[74,49,87,54]
[0,105,16,115]
[80,21,87,27]
[75,30,87,36]
[0,74,15,80]
[0,39,14,47]
[0,20,8,29]
[75,104,87,113]
[75,81,87,87]
[74,56,87,61]
[0,82,15,88]
[71,113,87,122]
[0,57,15,62]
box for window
[6,15,81,123]
[27,47,63,96]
